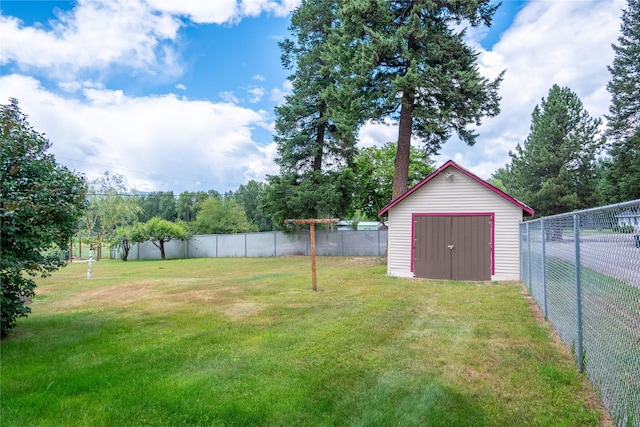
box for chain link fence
[520,200,640,426]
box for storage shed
[378,160,534,281]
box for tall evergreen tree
[601,0,640,203]
[263,0,356,224]
[327,0,503,200]
[504,85,605,217]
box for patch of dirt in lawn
[342,257,386,266]
[224,302,264,320]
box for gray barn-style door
[414,215,492,281]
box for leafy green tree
[193,198,258,235]
[132,217,190,260]
[82,171,140,259]
[110,225,136,261]
[158,191,177,221]
[264,0,356,224]
[353,142,434,222]
[137,191,178,222]
[502,85,605,217]
[1,99,86,336]
[327,0,503,199]
[231,180,272,231]
[600,0,640,203]
[176,190,216,222]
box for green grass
[1,257,607,426]
[530,255,640,426]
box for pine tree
[601,0,640,203]
[505,85,605,217]
[263,0,356,223]
[327,0,503,199]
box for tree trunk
[392,92,415,200]
[313,106,326,172]
[160,240,166,260]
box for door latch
[447,245,454,250]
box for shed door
[414,215,491,281]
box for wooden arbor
[284,218,339,291]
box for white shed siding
[386,166,523,280]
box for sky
[0,0,627,194]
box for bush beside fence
[520,200,640,426]
[121,229,388,260]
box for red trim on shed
[378,160,534,217]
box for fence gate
[414,215,491,281]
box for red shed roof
[378,160,534,217]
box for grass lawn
[1,257,610,426]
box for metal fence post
[574,213,584,372]
[526,222,532,290]
[541,219,548,320]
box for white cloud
[145,0,238,24]
[1,74,278,192]
[357,120,398,149]
[247,86,266,103]
[146,0,300,24]
[270,79,293,104]
[220,91,239,104]
[252,74,266,81]
[175,83,187,91]
[0,0,184,80]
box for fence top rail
[522,199,640,223]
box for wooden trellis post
[285,218,339,291]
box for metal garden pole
[541,219,548,320]
[574,213,584,372]
[526,222,532,290]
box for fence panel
[216,234,247,257]
[275,231,309,256]
[520,200,640,426]
[342,229,387,256]
[246,232,277,257]
[126,230,387,260]
[315,231,343,256]
[188,235,217,258]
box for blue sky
[0,0,626,193]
